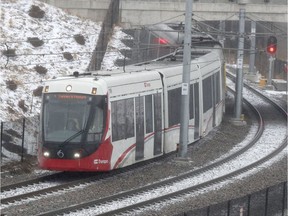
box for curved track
[36,81,287,216]
[1,77,286,216]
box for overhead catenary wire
[0,42,262,75]
[0,57,222,88]
[1,10,286,82]
[1,44,269,70]
[0,32,101,45]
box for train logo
[57,150,64,158]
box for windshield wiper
[59,129,85,147]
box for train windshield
[42,93,106,143]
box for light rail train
[38,41,225,171]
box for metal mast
[234,8,245,120]
[179,0,193,158]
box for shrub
[1,133,12,142]
[6,129,22,139]
[33,86,43,97]
[28,5,45,18]
[63,52,73,60]
[18,100,28,112]
[2,49,16,57]
[74,34,85,45]
[34,65,47,74]
[27,37,44,47]
[8,107,15,115]
[6,80,17,91]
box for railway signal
[266,36,277,85]
[266,36,277,55]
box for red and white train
[38,43,225,171]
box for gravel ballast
[1,95,287,216]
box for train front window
[42,93,106,143]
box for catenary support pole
[268,55,275,85]
[218,20,225,47]
[179,0,193,158]
[234,8,245,119]
[249,20,256,74]
[0,121,3,162]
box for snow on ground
[65,73,287,216]
[101,26,133,71]
[0,0,130,161]
[0,0,102,122]
[0,0,131,122]
[2,76,286,212]
[0,3,286,212]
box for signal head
[266,36,277,55]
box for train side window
[168,87,181,127]
[189,84,194,119]
[112,100,125,141]
[87,106,104,142]
[125,98,135,139]
[203,76,213,112]
[214,71,220,104]
[145,95,153,134]
[111,98,135,142]
[153,92,162,155]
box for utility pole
[249,20,256,74]
[218,20,225,47]
[234,8,245,120]
[268,56,275,85]
[179,0,193,158]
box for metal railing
[0,116,39,164]
[176,181,287,216]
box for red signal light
[267,46,275,54]
[266,36,277,55]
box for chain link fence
[176,181,287,216]
[0,116,39,164]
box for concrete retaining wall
[39,0,287,24]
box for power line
[0,57,223,88]
[0,32,101,45]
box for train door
[135,96,145,160]
[194,83,200,140]
[153,93,162,155]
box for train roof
[47,42,222,85]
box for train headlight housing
[44,86,49,93]
[43,151,50,158]
[91,87,97,95]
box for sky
[0,0,129,123]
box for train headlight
[43,151,50,157]
[74,152,81,158]
[66,85,72,92]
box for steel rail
[1,152,174,205]
[37,87,265,216]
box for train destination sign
[57,94,87,100]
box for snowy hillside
[0,0,131,163]
[0,0,103,122]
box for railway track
[0,150,175,206]
[40,77,286,216]
[1,78,286,216]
